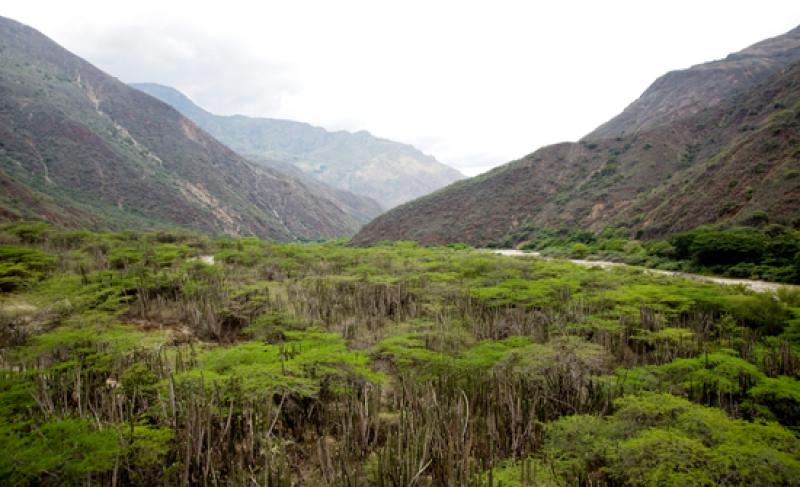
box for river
[490,249,792,293]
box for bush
[0,245,57,292]
[748,376,800,427]
[688,230,764,266]
[741,210,769,227]
[570,243,590,259]
[644,240,675,258]
[723,294,791,335]
[610,428,714,486]
[0,418,122,485]
[2,222,51,244]
[545,415,612,482]
[727,262,758,278]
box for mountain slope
[245,154,382,225]
[131,83,464,209]
[0,16,364,240]
[587,25,800,140]
[354,34,800,247]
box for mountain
[0,16,366,240]
[131,83,464,209]
[587,25,800,139]
[245,154,382,225]
[126,84,382,224]
[354,27,800,246]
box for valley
[130,83,464,210]
[0,10,799,487]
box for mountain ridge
[0,16,365,240]
[354,27,800,246]
[587,24,800,140]
[131,82,464,209]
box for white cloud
[4,0,799,176]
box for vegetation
[1,221,799,485]
[505,224,800,284]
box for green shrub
[570,243,590,259]
[0,245,56,291]
[722,294,790,335]
[175,330,381,397]
[748,376,800,427]
[545,415,612,482]
[610,428,714,486]
[2,222,51,244]
[0,418,122,485]
[124,426,176,484]
[688,230,764,266]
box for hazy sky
[4,1,799,175]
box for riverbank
[489,249,791,293]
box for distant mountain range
[130,83,464,210]
[0,16,385,240]
[354,26,800,246]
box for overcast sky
[4,1,799,175]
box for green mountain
[131,83,464,209]
[0,16,367,240]
[354,26,800,246]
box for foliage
[721,294,791,334]
[544,393,800,486]
[177,330,381,397]
[514,224,800,284]
[749,376,800,427]
[0,245,56,291]
[0,418,122,485]
[0,224,797,485]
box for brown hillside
[0,16,362,240]
[587,25,800,139]
[354,59,800,246]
